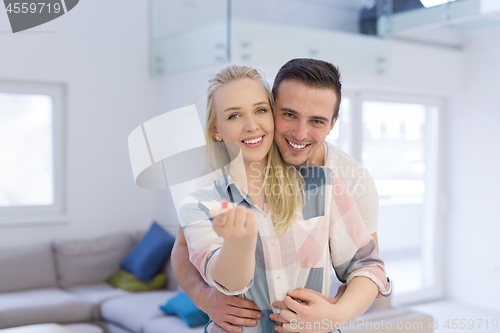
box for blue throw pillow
[121,222,175,283]
[160,292,209,328]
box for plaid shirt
[179,167,391,333]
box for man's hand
[201,286,261,333]
[270,287,347,333]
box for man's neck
[301,142,326,167]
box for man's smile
[285,138,311,151]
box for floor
[383,255,499,332]
[408,300,500,333]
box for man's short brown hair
[272,58,342,122]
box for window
[361,101,426,204]
[338,92,443,305]
[0,81,66,225]
[325,97,350,153]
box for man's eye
[284,113,294,118]
[312,120,324,125]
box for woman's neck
[228,157,267,209]
[244,159,266,182]
[245,158,266,209]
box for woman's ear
[211,125,221,141]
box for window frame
[341,90,445,305]
[0,80,67,226]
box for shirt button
[272,241,277,246]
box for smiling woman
[202,65,304,233]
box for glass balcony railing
[149,0,391,76]
[149,0,499,75]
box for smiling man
[273,64,341,168]
[268,58,382,333]
[171,59,381,333]
[271,59,378,244]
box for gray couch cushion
[100,322,134,333]
[100,290,178,333]
[0,243,57,293]
[53,232,134,288]
[64,283,129,319]
[143,316,206,333]
[63,323,104,333]
[0,323,85,333]
[0,288,93,329]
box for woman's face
[211,77,274,165]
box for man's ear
[211,125,220,141]
[327,115,339,135]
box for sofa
[0,230,433,333]
[0,230,204,333]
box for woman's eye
[256,108,267,114]
[228,114,240,120]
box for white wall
[445,36,500,313]
[0,0,162,247]
[154,66,220,234]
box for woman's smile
[241,135,265,148]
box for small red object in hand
[221,200,228,209]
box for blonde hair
[205,65,304,236]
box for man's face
[274,80,338,166]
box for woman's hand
[208,200,258,292]
[210,200,258,240]
[271,285,346,314]
[171,226,261,333]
